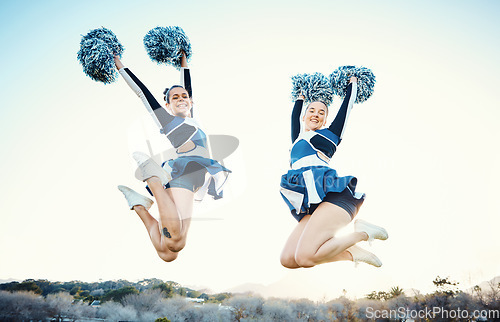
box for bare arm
[180,51,188,68]
[114,56,124,70]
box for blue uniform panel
[290,129,341,167]
[281,82,361,219]
[190,127,208,149]
[290,140,318,164]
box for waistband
[291,155,329,170]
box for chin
[174,109,189,117]
[308,123,320,130]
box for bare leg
[160,187,193,252]
[146,177,194,252]
[281,213,356,268]
[294,202,368,268]
[280,215,310,269]
[133,205,178,262]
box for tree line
[0,276,499,321]
[0,278,230,305]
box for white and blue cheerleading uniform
[280,82,365,222]
[118,66,230,201]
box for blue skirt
[147,156,231,201]
[280,166,360,218]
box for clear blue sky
[0,0,499,300]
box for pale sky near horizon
[0,0,499,300]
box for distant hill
[224,274,331,300]
[0,278,19,284]
[226,282,268,296]
[226,275,500,300]
[466,276,500,294]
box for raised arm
[327,77,358,143]
[179,51,193,117]
[180,52,192,96]
[114,56,175,130]
[291,95,305,142]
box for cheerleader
[115,52,230,262]
[279,76,388,269]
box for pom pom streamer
[291,72,334,106]
[80,27,124,56]
[77,27,124,84]
[143,26,192,70]
[329,65,376,103]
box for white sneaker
[118,185,154,210]
[355,219,388,243]
[132,152,171,185]
[347,245,382,267]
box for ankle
[133,205,145,212]
[359,231,369,241]
[146,176,162,185]
[345,250,354,261]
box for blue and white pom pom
[291,72,333,106]
[81,27,124,56]
[143,26,192,70]
[77,27,124,84]
[329,65,376,104]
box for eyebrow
[309,107,326,113]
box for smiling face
[303,101,328,131]
[166,87,192,118]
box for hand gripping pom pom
[329,66,376,103]
[77,27,124,84]
[291,72,333,106]
[143,26,192,70]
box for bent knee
[280,253,299,269]
[294,252,316,268]
[166,237,187,252]
[158,251,178,262]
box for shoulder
[317,128,340,142]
